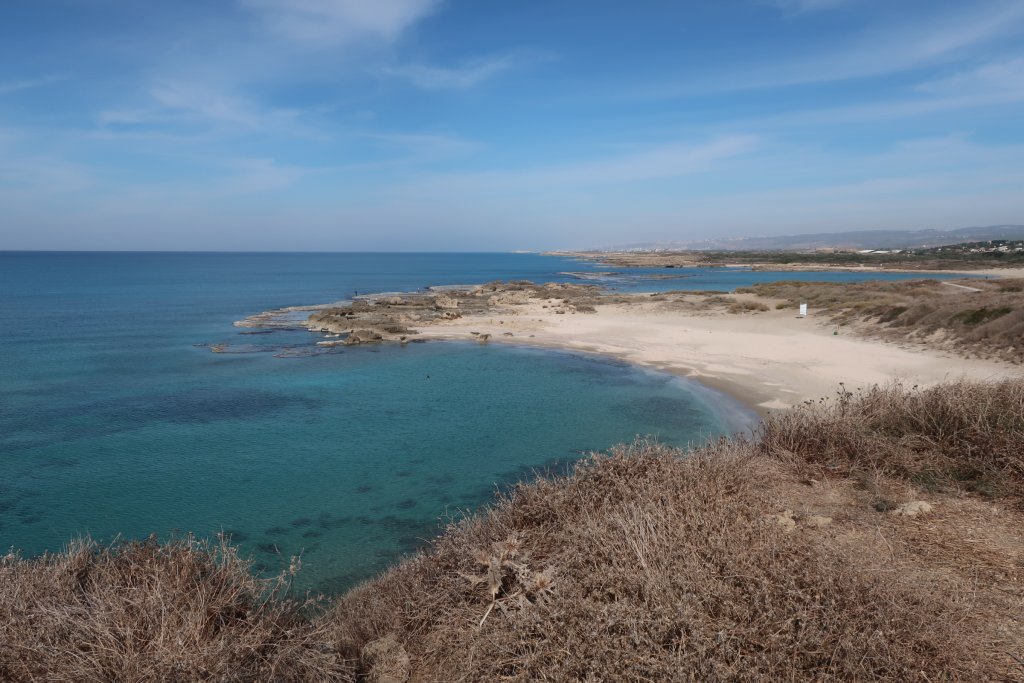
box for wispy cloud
[99,82,306,135]
[740,56,1024,127]
[412,135,760,194]
[0,152,98,195]
[561,135,1024,243]
[383,54,523,89]
[357,129,480,158]
[917,56,1024,98]
[240,0,443,47]
[763,0,852,14]
[210,157,309,194]
[150,83,299,129]
[780,0,1024,84]
[641,0,1024,97]
[0,74,69,96]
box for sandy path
[415,301,1019,413]
[941,281,985,292]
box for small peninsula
[238,274,1024,413]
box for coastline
[248,275,1024,417]
[412,298,1019,415]
[548,250,1024,278]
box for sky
[1,0,1023,251]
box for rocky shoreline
[225,275,1023,415]
[230,279,783,352]
[237,281,625,347]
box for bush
[759,380,1024,499]
[728,300,770,314]
[876,305,907,323]
[0,536,350,682]
[953,306,1013,326]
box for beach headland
[547,248,1024,276]
[238,275,1024,415]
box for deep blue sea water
[0,252,971,592]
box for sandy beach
[414,297,1020,413]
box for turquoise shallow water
[0,252,969,592]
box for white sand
[416,300,1020,414]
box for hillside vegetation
[706,242,1024,270]
[738,277,1024,363]
[566,240,1024,270]
[2,380,1023,681]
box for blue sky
[1,0,1023,250]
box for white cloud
[410,135,760,194]
[98,82,305,135]
[787,0,1024,83]
[742,56,1024,126]
[212,157,309,194]
[524,136,759,187]
[917,56,1024,97]
[151,83,292,128]
[357,130,480,159]
[240,0,442,47]
[640,0,1024,97]
[764,0,852,14]
[383,55,518,89]
[0,153,98,195]
[0,74,68,96]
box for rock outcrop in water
[305,281,608,344]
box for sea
[0,252,973,593]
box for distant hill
[601,225,1024,252]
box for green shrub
[953,306,1013,326]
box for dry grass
[328,380,1024,681]
[760,380,1024,501]
[3,380,1023,681]
[738,278,1024,362]
[329,444,1008,681]
[0,536,350,682]
[727,300,770,314]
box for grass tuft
[0,536,351,682]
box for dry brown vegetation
[563,248,1024,271]
[0,537,349,682]
[3,380,1023,681]
[761,379,1024,501]
[727,299,770,314]
[739,277,1024,362]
